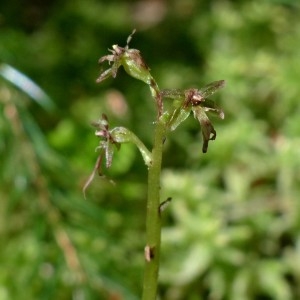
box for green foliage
[1,0,300,299]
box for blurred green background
[1,0,300,299]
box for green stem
[142,119,166,300]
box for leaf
[0,63,55,111]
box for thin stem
[142,119,166,300]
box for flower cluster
[86,31,225,192]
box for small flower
[96,30,152,85]
[93,113,152,170]
[96,30,163,116]
[83,114,152,197]
[161,80,225,153]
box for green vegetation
[1,1,300,299]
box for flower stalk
[85,30,225,299]
[142,119,166,300]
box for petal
[96,68,113,83]
[168,106,191,131]
[192,106,217,153]
[105,142,114,168]
[203,99,225,119]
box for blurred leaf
[0,63,55,111]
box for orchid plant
[85,30,225,300]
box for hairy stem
[142,119,166,300]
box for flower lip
[183,89,205,108]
